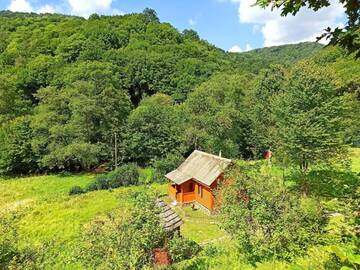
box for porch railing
[182,192,195,203]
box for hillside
[230,42,324,73]
[0,11,321,105]
[0,10,330,174]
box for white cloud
[67,0,119,18]
[245,43,252,51]
[38,4,56,14]
[229,45,243,52]
[8,0,33,12]
[8,0,59,14]
[188,19,197,26]
[228,43,252,53]
[237,0,345,46]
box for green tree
[247,65,286,157]
[184,73,254,158]
[272,61,351,173]
[123,93,184,165]
[0,75,30,124]
[218,163,326,263]
[0,117,37,175]
[31,79,131,171]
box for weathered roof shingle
[165,150,232,186]
[156,199,183,232]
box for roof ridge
[193,149,232,163]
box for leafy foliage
[168,232,201,263]
[83,163,140,192]
[272,61,351,172]
[77,192,166,269]
[218,163,327,263]
[68,185,85,196]
[123,94,185,165]
[0,116,38,174]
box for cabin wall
[195,183,214,209]
[168,184,177,199]
[169,174,225,211]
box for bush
[85,164,140,192]
[85,174,110,192]
[218,164,326,263]
[168,233,201,262]
[106,163,139,188]
[77,193,166,269]
[69,185,85,195]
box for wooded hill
[0,9,358,174]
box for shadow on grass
[290,169,359,199]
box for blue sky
[0,0,346,51]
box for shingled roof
[156,199,183,232]
[165,150,232,187]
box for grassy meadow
[0,148,359,269]
[0,172,228,268]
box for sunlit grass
[0,174,167,253]
[351,148,360,173]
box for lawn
[351,147,360,173]
[0,174,168,266]
[0,173,228,268]
[1,148,358,268]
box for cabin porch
[168,180,196,204]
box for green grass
[0,174,94,207]
[3,149,357,268]
[160,200,228,244]
[351,148,360,173]
[0,174,167,249]
[1,173,228,268]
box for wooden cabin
[165,150,232,212]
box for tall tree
[272,61,351,173]
[184,73,254,158]
[247,65,286,157]
[0,116,38,174]
[31,70,131,171]
[123,93,184,165]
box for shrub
[77,193,166,269]
[218,163,326,263]
[69,185,85,195]
[106,163,139,188]
[86,174,110,191]
[168,233,201,263]
[85,164,140,192]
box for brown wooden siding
[168,174,224,211]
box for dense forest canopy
[0,9,359,174]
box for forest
[0,8,359,270]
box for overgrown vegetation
[219,163,327,263]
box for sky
[0,0,346,52]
